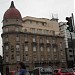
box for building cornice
[2,24,23,29]
[1,31,64,38]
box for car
[73,70,75,75]
[32,66,54,75]
[10,71,16,75]
[73,67,75,75]
[54,68,74,75]
[67,68,74,75]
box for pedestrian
[17,62,29,75]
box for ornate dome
[3,1,22,20]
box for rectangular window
[5,28,8,32]
[25,45,28,51]
[44,30,48,34]
[33,36,36,42]
[25,56,29,61]
[40,46,43,51]
[11,55,14,59]
[60,42,62,48]
[47,47,50,52]
[25,35,28,41]
[69,55,73,58]
[45,30,48,34]
[33,56,37,61]
[69,50,72,52]
[55,58,57,60]
[11,45,14,52]
[40,38,43,43]
[5,35,8,42]
[54,48,56,52]
[24,29,27,32]
[33,46,37,51]
[46,37,49,43]
[41,55,44,61]
[30,20,32,24]
[47,55,50,58]
[41,57,44,61]
[52,40,55,43]
[42,22,44,26]
[5,45,9,51]
[16,36,19,41]
[36,21,38,24]
[6,55,9,62]
[6,37,8,42]
[61,52,63,56]
[16,44,20,51]
[31,28,35,33]
[48,57,51,60]
[38,29,42,34]
[16,55,20,61]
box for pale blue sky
[0,0,74,56]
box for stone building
[1,1,67,74]
[59,22,75,68]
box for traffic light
[66,17,73,32]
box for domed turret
[2,1,23,32]
[3,1,22,20]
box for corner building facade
[2,1,67,74]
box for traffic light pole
[72,13,74,31]
[71,13,75,67]
[66,13,75,67]
[70,32,75,67]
